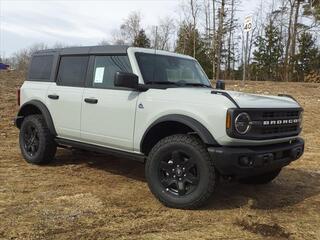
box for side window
[91,55,132,88]
[28,55,53,81]
[57,56,89,87]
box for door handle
[48,94,59,100]
[84,98,98,104]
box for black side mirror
[216,80,225,90]
[114,72,139,89]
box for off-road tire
[19,114,57,164]
[239,169,281,185]
[145,134,217,209]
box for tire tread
[146,134,216,209]
[19,114,56,164]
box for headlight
[235,112,251,134]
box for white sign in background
[244,15,253,32]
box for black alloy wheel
[23,123,40,157]
[159,150,199,196]
[19,114,57,164]
[146,134,217,209]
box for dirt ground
[0,71,319,240]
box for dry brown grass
[0,71,320,240]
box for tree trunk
[212,0,216,80]
[284,0,295,82]
[216,0,225,80]
[227,0,235,79]
[190,0,197,58]
[289,0,301,81]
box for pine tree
[253,24,283,81]
[175,23,212,78]
[294,32,319,80]
[133,29,151,48]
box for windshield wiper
[181,83,212,88]
[146,81,179,85]
[146,81,212,88]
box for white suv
[15,46,304,209]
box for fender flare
[140,114,219,150]
[16,100,57,136]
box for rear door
[81,55,139,150]
[46,55,89,140]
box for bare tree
[150,17,175,50]
[190,0,201,57]
[112,11,142,45]
[284,0,296,81]
[226,0,237,79]
[289,0,302,79]
[216,0,226,80]
[98,40,110,46]
[111,29,127,45]
[212,0,216,80]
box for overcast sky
[0,0,258,57]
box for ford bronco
[15,46,304,209]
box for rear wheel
[145,134,217,209]
[19,114,57,164]
[239,169,281,185]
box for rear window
[57,56,89,87]
[28,55,54,81]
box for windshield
[135,52,211,87]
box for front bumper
[208,138,304,178]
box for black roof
[33,45,129,56]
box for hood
[147,87,300,109]
[225,90,300,109]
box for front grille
[228,108,303,140]
[262,110,299,119]
[250,109,302,139]
[260,125,298,135]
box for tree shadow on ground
[50,148,320,211]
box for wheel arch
[16,100,57,136]
[140,114,219,155]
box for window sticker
[94,67,105,83]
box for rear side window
[28,55,53,81]
[57,56,89,87]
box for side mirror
[216,80,225,90]
[114,72,139,89]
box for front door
[81,55,139,151]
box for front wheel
[239,169,282,185]
[145,134,217,209]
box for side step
[55,138,146,163]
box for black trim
[208,137,304,177]
[33,45,129,56]
[15,100,57,136]
[211,90,240,108]
[141,114,219,150]
[55,138,145,163]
